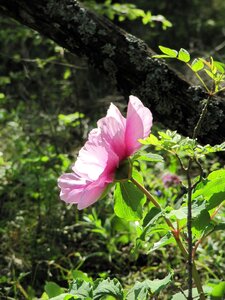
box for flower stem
[130,176,205,300]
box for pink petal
[106,103,126,127]
[98,116,126,160]
[58,173,110,209]
[72,142,109,180]
[125,95,153,156]
[77,183,107,209]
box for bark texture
[0,0,224,145]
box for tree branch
[0,0,224,145]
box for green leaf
[126,273,172,299]
[213,223,225,232]
[140,207,162,240]
[158,46,178,57]
[150,232,175,252]
[205,69,215,80]
[177,48,190,62]
[214,61,225,73]
[71,270,92,283]
[192,209,211,238]
[193,170,225,210]
[45,282,64,298]
[143,207,162,227]
[114,180,146,221]
[138,153,164,163]
[207,192,225,210]
[167,207,187,220]
[210,282,225,299]
[139,134,160,146]
[0,93,5,99]
[148,273,173,294]
[191,59,204,72]
[126,280,150,300]
[69,279,93,299]
[50,294,80,300]
[93,278,124,300]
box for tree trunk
[0,0,224,145]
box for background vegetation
[0,0,225,299]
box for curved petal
[58,173,109,209]
[58,173,89,203]
[125,95,153,156]
[106,103,126,127]
[72,142,109,180]
[98,116,126,160]
[77,183,107,209]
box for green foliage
[193,170,225,210]
[140,130,225,159]
[126,273,172,299]
[154,46,225,94]
[83,0,172,29]
[114,173,146,221]
[44,273,172,300]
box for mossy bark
[0,0,224,145]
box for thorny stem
[130,177,205,300]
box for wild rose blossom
[58,95,153,209]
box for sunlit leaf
[191,59,204,72]
[158,46,178,57]
[114,180,146,221]
[177,48,190,62]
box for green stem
[193,95,212,140]
[186,63,210,94]
[187,160,193,300]
[130,177,205,300]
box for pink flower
[58,95,153,209]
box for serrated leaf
[191,59,204,72]
[69,279,93,299]
[177,48,190,62]
[114,181,146,221]
[126,273,172,299]
[93,278,124,300]
[158,46,178,57]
